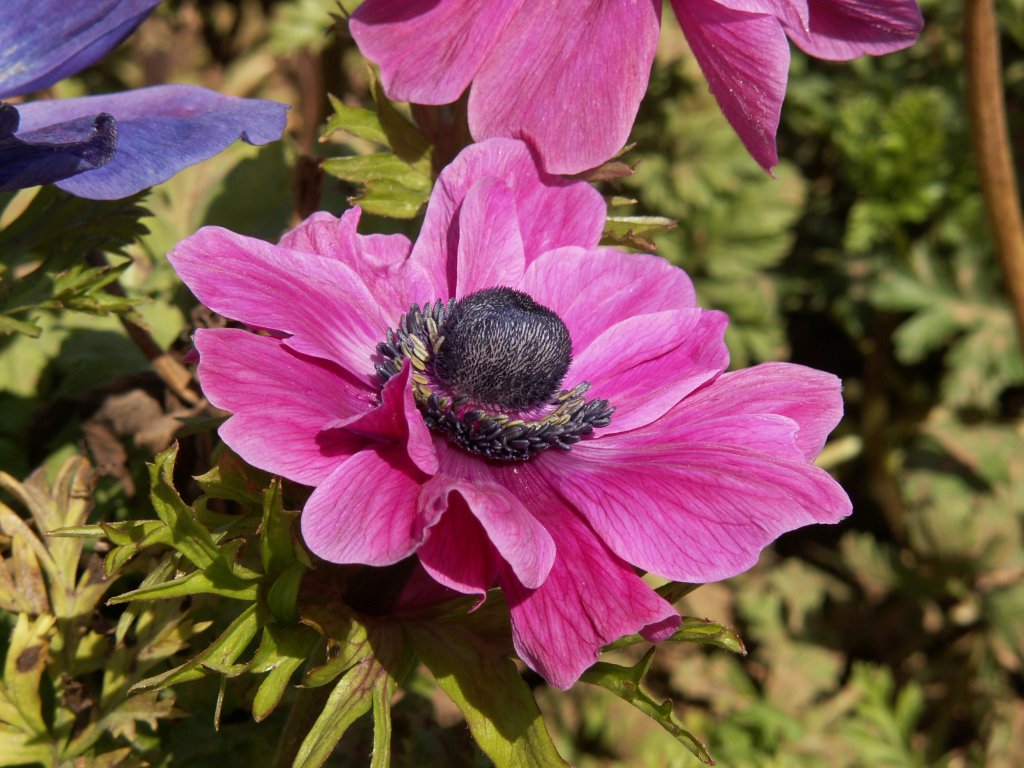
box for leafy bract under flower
[169,138,851,689]
[349,0,923,173]
[0,0,287,199]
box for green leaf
[293,624,411,768]
[250,625,320,722]
[148,445,223,570]
[407,621,568,768]
[194,449,271,507]
[267,562,307,624]
[601,215,677,252]
[0,613,56,736]
[322,153,431,219]
[107,557,259,604]
[0,725,51,767]
[323,94,388,146]
[130,603,262,693]
[300,606,372,688]
[581,649,714,765]
[260,479,299,576]
[605,617,745,656]
[291,660,375,768]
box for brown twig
[964,0,1024,350]
[85,252,200,405]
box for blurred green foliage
[2,0,1023,766]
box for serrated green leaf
[601,215,677,251]
[323,94,388,145]
[194,449,270,507]
[0,613,56,736]
[293,624,410,768]
[250,625,320,722]
[369,73,431,163]
[260,479,298,575]
[301,606,372,688]
[292,660,376,768]
[267,562,307,623]
[130,603,261,693]
[606,617,745,655]
[0,315,41,336]
[0,725,51,767]
[108,558,259,604]
[407,621,568,768]
[148,445,222,569]
[581,649,714,765]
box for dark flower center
[375,287,613,462]
[433,287,571,409]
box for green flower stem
[965,0,1024,351]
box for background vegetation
[2,0,1022,765]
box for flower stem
[964,0,1024,350]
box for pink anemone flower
[349,0,923,173]
[168,138,851,688]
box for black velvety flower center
[433,287,571,409]
[375,287,613,462]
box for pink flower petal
[169,226,390,384]
[455,177,525,298]
[548,397,852,582]
[670,0,789,171]
[780,0,924,60]
[278,207,435,326]
[421,447,555,590]
[334,361,438,476]
[568,309,729,434]
[410,139,606,297]
[300,446,438,566]
[671,362,844,461]
[519,246,697,354]
[495,474,679,689]
[469,0,662,174]
[195,328,372,486]
[349,0,526,104]
[416,493,501,600]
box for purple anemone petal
[300,446,438,566]
[670,0,789,171]
[455,177,526,298]
[0,105,117,191]
[568,309,729,435]
[519,247,697,355]
[417,494,502,600]
[780,0,924,60]
[672,362,845,461]
[278,208,435,324]
[410,139,606,297]
[335,362,439,476]
[468,0,662,175]
[422,447,555,590]
[169,226,389,385]
[496,472,679,690]
[349,0,526,104]
[15,85,287,199]
[0,0,159,98]
[547,369,851,582]
[194,329,372,486]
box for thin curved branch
[965,0,1024,350]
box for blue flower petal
[0,101,117,191]
[0,0,160,98]
[14,85,289,199]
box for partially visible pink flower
[349,0,923,173]
[169,138,851,688]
